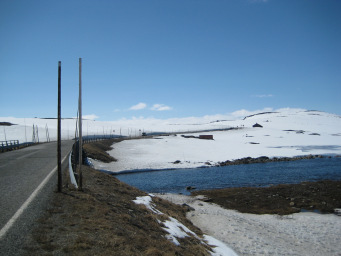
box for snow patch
[132,195,162,214]
[204,235,238,256]
[162,216,198,246]
[132,195,237,255]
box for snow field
[93,109,341,173]
[157,193,341,256]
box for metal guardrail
[1,140,18,152]
[68,151,78,188]
[82,134,124,144]
[82,135,124,143]
[0,140,35,152]
[69,135,124,187]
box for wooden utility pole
[57,61,62,192]
[78,58,83,190]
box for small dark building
[253,123,263,128]
[199,135,214,140]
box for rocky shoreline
[216,154,340,167]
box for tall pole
[57,61,62,192]
[78,58,83,190]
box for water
[115,157,341,195]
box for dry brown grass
[24,164,212,255]
[82,139,123,163]
[192,180,341,215]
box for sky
[1,0,340,121]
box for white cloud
[231,108,274,118]
[130,102,147,110]
[253,94,274,98]
[151,104,172,111]
[83,114,99,120]
[110,107,309,126]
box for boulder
[186,186,196,190]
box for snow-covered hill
[2,109,341,173]
[87,109,341,173]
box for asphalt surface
[0,140,74,255]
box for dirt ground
[192,180,341,215]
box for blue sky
[1,0,340,121]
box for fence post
[36,125,39,143]
[32,125,35,143]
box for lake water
[114,157,341,195]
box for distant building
[199,135,214,140]
[253,123,263,128]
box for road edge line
[0,153,69,240]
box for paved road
[0,140,74,255]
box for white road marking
[0,153,69,240]
[16,150,39,160]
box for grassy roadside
[82,139,122,163]
[24,150,213,255]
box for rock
[256,156,269,162]
[173,160,181,164]
[217,155,335,167]
[186,186,196,190]
[182,203,195,212]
